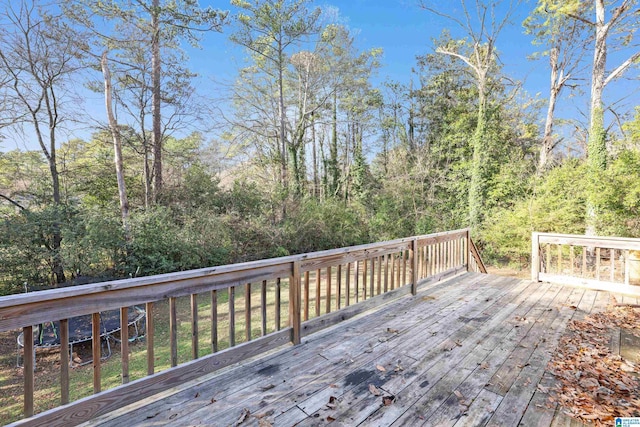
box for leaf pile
[547,305,640,425]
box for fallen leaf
[537,384,549,393]
[479,362,489,370]
[387,328,400,333]
[232,408,250,426]
[382,395,395,406]
[260,384,275,391]
[422,296,436,301]
[329,384,338,388]
[453,390,464,400]
[369,384,382,396]
[194,392,200,398]
[394,363,404,372]
[326,416,336,422]
[376,364,387,372]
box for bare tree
[0,0,86,284]
[101,51,130,240]
[524,1,590,172]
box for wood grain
[119,308,129,384]
[60,318,70,403]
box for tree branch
[0,193,26,210]
[604,51,640,87]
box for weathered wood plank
[0,263,294,332]
[275,278,281,331]
[245,283,251,342]
[211,290,218,353]
[60,319,70,403]
[92,312,101,393]
[539,273,640,296]
[106,275,480,427]
[303,271,310,321]
[119,308,129,384]
[315,269,321,317]
[326,266,332,313]
[229,287,235,347]
[146,302,154,375]
[17,330,292,427]
[261,281,267,335]
[169,297,177,367]
[290,261,301,345]
[23,325,33,418]
[190,294,198,359]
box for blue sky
[193,0,546,94]
[3,0,638,152]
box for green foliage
[481,159,587,264]
[126,206,230,277]
[283,198,370,254]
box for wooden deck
[80,272,613,427]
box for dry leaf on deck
[376,364,387,372]
[479,362,489,370]
[453,390,464,401]
[382,395,395,406]
[369,384,382,396]
[232,408,251,426]
[422,296,436,301]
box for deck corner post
[290,261,301,345]
[531,232,540,282]
[411,239,418,295]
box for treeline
[0,0,639,295]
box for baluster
[191,294,199,359]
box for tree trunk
[151,0,163,203]
[468,86,486,231]
[588,0,607,172]
[312,113,318,197]
[539,46,561,173]
[102,52,130,241]
[586,0,608,236]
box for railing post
[531,232,540,282]
[411,239,418,295]
[466,229,472,272]
[290,261,301,345]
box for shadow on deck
[82,272,612,427]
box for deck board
[81,273,612,427]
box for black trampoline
[17,306,146,367]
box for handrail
[1,227,485,426]
[531,231,640,296]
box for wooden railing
[1,228,485,426]
[531,232,640,296]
